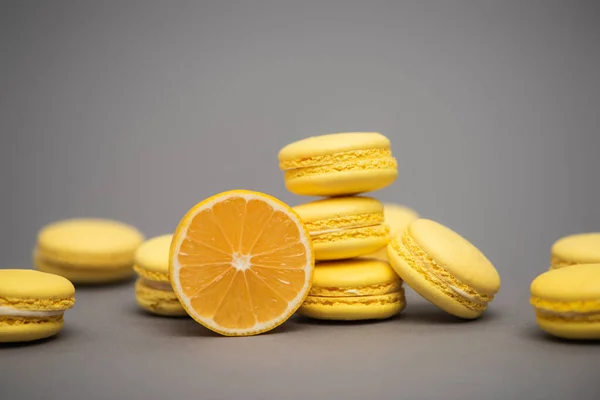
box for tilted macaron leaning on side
[387,218,501,319]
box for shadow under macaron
[520,324,600,346]
[397,301,500,325]
[0,324,82,349]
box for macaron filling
[284,158,398,179]
[530,297,600,322]
[310,225,389,244]
[391,232,493,312]
[305,213,384,235]
[309,280,402,297]
[138,278,173,291]
[280,148,393,170]
[302,291,405,307]
[550,255,577,269]
[0,306,66,318]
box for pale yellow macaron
[133,234,186,317]
[367,203,419,260]
[34,218,145,284]
[278,132,398,196]
[0,269,75,343]
[387,219,500,319]
[293,196,390,261]
[530,263,600,340]
[550,233,600,270]
[297,258,405,321]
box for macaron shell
[0,319,64,343]
[298,292,405,321]
[135,279,187,317]
[531,263,600,302]
[551,233,600,265]
[313,228,389,260]
[0,269,75,300]
[535,317,600,340]
[36,218,144,266]
[293,196,383,223]
[407,219,500,296]
[278,132,391,162]
[312,258,400,289]
[387,248,481,319]
[35,257,135,284]
[285,167,398,197]
[134,234,173,275]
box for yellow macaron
[0,269,75,343]
[278,132,398,196]
[387,219,500,319]
[297,258,405,321]
[34,218,145,284]
[530,263,600,340]
[133,234,186,317]
[293,196,390,261]
[368,203,419,260]
[550,233,600,270]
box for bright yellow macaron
[134,234,186,317]
[293,196,390,261]
[368,203,419,261]
[530,263,600,340]
[34,218,145,284]
[0,269,75,343]
[387,219,500,319]
[297,258,405,321]
[278,132,398,196]
[550,233,600,270]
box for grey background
[1,0,599,399]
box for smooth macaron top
[134,234,173,276]
[0,269,75,300]
[382,203,419,237]
[406,219,501,296]
[312,258,400,289]
[531,263,600,302]
[293,196,383,223]
[37,218,145,263]
[551,233,600,264]
[278,132,391,164]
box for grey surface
[1,0,599,399]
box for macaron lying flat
[368,203,419,261]
[297,258,405,321]
[293,196,390,261]
[34,218,145,284]
[134,234,186,317]
[278,132,398,196]
[0,269,75,343]
[530,263,600,340]
[387,219,500,319]
[550,233,600,270]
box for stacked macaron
[278,132,406,321]
[34,218,145,285]
[528,233,600,340]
